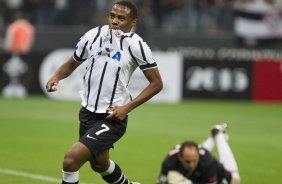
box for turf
[0,96,282,183]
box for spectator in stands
[152,0,189,32]
[4,12,35,54]
[213,0,235,32]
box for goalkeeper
[157,123,240,184]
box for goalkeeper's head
[178,141,200,173]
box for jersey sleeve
[73,29,95,63]
[128,39,157,71]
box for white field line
[0,168,87,184]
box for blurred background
[1,0,282,101]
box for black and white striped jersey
[73,25,157,113]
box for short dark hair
[179,140,199,157]
[114,0,138,19]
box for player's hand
[106,105,129,121]
[46,78,59,92]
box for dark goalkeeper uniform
[157,146,232,184]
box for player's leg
[82,117,138,184]
[201,123,228,151]
[62,142,92,184]
[89,149,138,184]
[100,159,129,183]
[61,107,96,183]
[214,132,240,184]
[201,136,215,151]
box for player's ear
[130,19,137,32]
[132,19,137,27]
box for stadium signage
[182,59,252,99]
[185,67,249,92]
[169,46,282,61]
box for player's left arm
[130,67,163,107]
[107,67,163,120]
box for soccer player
[157,123,240,184]
[46,1,163,184]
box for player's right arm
[46,57,81,92]
[46,27,93,92]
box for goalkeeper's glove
[167,170,192,184]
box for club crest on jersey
[97,47,121,61]
[114,30,122,38]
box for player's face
[179,147,200,173]
[108,4,136,32]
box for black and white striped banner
[234,10,282,39]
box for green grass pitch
[0,96,282,184]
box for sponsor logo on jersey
[97,47,121,61]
